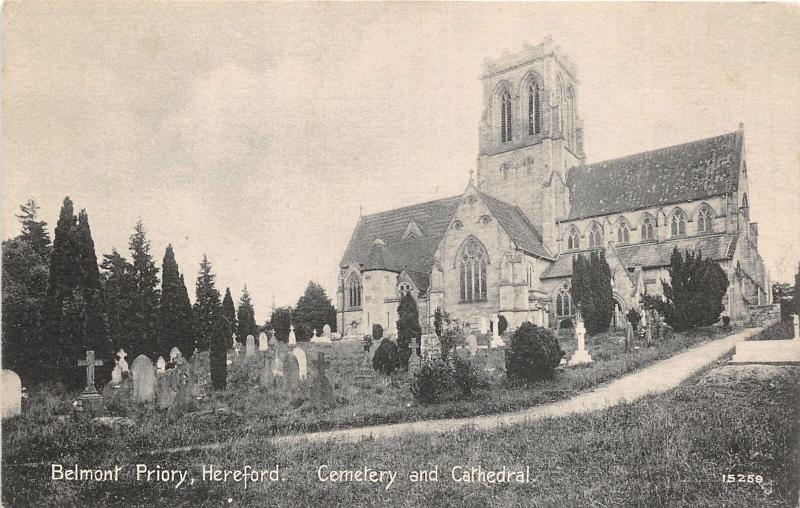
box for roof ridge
[362,195,460,220]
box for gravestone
[311,327,331,343]
[77,350,105,415]
[168,358,196,417]
[111,362,122,385]
[490,314,505,348]
[269,335,281,351]
[288,324,297,345]
[246,335,256,356]
[169,347,182,364]
[284,349,300,387]
[1,370,22,418]
[272,349,285,384]
[259,332,269,351]
[310,352,334,407]
[420,334,441,360]
[569,318,593,366]
[480,317,489,335]
[131,354,157,403]
[625,322,634,352]
[116,349,130,375]
[190,351,210,399]
[323,324,332,340]
[260,350,275,388]
[156,356,166,373]
[156,368,175,410]
[466,334,478,356]
[293,347,308,381]
[407,338,421,378]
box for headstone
[272,349,285,382]
[569,318,593,366]
[1,370,22,418]
[168,358,196,417]
[260,350,275,388]
[310,352,334,407]
[420,333,441,359]
[246,335,256,356]
[407,338,421,378]
[169,347,182,363]
[311,327,332,343]
[156,356,166,373]
[490,314,505,348]
[156,368,175,410]
[259,332,269,351]
[78,350,104,395]
[466,334,478,356]
[288,324,297,345]
[294,347,308,381]
[479,317,489,335]
[130,354,157,403]
[284,349,300,387]
[323,324,332,340]
[111,362,122,385]
[625,322,634,352]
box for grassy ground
[3,352,796,507]
[749,321,795,341]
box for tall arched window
[698,206,713,233]
[588,223,603,247]
[565,85,576,149]
[526,262,534,288]
[742,193,749,208]
[500,90,512,143]
[459,238,488,303]
[528,82,541,135]
[617,219,630,244]
[553,76,564,135]
[670,209,686,237]
[567,227,580,250]
[642,215,655,241]
[556,285,572,317]
[347,274,362,309]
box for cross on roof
[77,350,103,394]
[312,352,330,376]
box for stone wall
[748,304,780,328]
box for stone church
[336,38,769,338]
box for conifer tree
[127,221,160,358]
[210,314,228,390]
[221,288,236,348]
[571,251,614,335]
[193,255,221,352]
[269,306,292,342]
[396,292,421,368]
[236,286,258,341]
[100,248,135,354]
[293,281,336,340]
[158,245,196,359]
[15,199,51,257]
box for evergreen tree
[293,281,336,341]
[43,198,109,386]
[571,251,614,335]
[210,314,228,390]
[100,248,135,354]
[396,292,421,368]
[127,221,160,358]
[269,306,292,342]
[193,255,221,352]
[236,286,258,341]
[221,288,237,348]
[157,245,196,360]
[15,199,51,257]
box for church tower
[476,37,585,251]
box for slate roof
[541,233,738,279]
[566,131,742,220]
[479,191,554,259]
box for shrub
[498,315,508,335]
[410,357,452,404]
[438,320,463,361]
[505,322,564,382]
[571,251,615,335]
[372,338,399,375]
[210,316,228,390]
[626,309,641,332]
[396,293,421,368]
[452,354,480,397]
[372,324,383,340]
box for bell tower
[476,37,585,250]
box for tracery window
[567,227,580,250]
[500,90,512,143]
[617,219,630,244]
[641,215,655,241]
[556,285,572,317]
[698,206,713,233]
[459,239,488,303]
[528,82,541,135]
[670,209,686,237]
[588,223,603,247]
[347,274,362,309]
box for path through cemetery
[272,328,759,446]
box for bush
[571,251,615,335]
[410,357,452,404]
[372,338,399,375]
[452,354,480,397]
[498,315,508,335]
[438,321,463,361]
[626,309,641,332]
[396,293,421,368]
[505,322,564,382]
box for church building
[336,37,769,338]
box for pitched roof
[541,234,738,279]
[566,130,743,220]
[339,196,461,286]
[479,191,554,259]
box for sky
[3,2,799,323]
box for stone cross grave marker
[310,352,334,407]
[490,314,505,348]
[1,370,22,418]
[78,350,104,395]
[569,318,593,366]
[288,324,297,345]
[407,337,421,378]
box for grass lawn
[3,351,796,507]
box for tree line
[2,197,337,388]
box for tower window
[528,82,541,135]
[500,90,512,143]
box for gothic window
[398,282,412,297]
[588,223,603,247]
[617,219,630,244]
[641,215,655,241]
[346,274,362,309]
[698,206,713,233]
[526,262,534,288]
[500,90,512,143]
[565,85,576,150]
[567,226,580,250]
[528,82,541,135]
[554,76,564,135]
[670,209,686,237]
[556,284,572,317]
[742,193,749,208]
[459,238,488,303]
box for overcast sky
[4,2,799,322]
